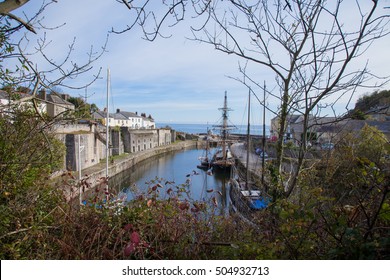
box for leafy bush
[0,108,65,259]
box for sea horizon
[157,122,270,136]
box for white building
[112,111,129,127]
[93,109,156,129]
[0,90,9,110]
[0,90,50,116]
[142,115,155,129]
[92,110,115,126]
[115,109,142,129]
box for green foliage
[67,96,98,119]
[0,107,66,259]
[1,19,15,86]
[289,126,390,259]
[227,122,390,260]
[0,108,387,260]
[355,89,390,112]
[42,177,258,260]
[338,124,388,164]
[350,109,367,120]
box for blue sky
[11,0,390,125]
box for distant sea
[157,123,270,136]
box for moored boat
[197,127,213,170]
[228,89,270,221]
[211,91,236,171]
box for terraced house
[92,109,155,129]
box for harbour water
[109,123,269,214]
[110,147,231,215]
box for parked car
[321,143,334,150]
[259,151,268,159]
[255,148,268,159]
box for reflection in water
[109,148,231,215]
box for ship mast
[262,82,266,190]
[211,91,235,169]
[246,89,251,191]
[105,68,110,199]
[218,91,232,162]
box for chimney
[61,94,69,101]
[38,89,47,100]
[116,108,120,113]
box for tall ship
[211,91,236,171]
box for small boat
[197,158,211,170]
[197,128,213,170]
[229,177,270,212]
[228,90,270,221]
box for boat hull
[229,178,270,216]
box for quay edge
[52,140,199,201]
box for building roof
[93,110,115,119]
[113,112,127,120]
[365,120,390,134]
[313,116,338,125]
[316,124,342,133]
[272,114,307,124]
[317,119,390,136]
[118,111,140,119]
[141,115,155,121]
[46,93,74,106]
[289,115,302,124]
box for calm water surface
[110,148,232,215]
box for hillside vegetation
[355,90,390,112]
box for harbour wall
[54,123,174,172]
[57,140,199,201]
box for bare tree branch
[0,0,30,14]
[113,0,389,198]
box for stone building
[38,90,75,118]
[270,112,390,145]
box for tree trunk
[275,87,290,190]
[285,112,309,198]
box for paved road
[230,143,266,175]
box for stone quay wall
[58,140,199,201]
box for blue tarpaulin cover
[250,198,269,210]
